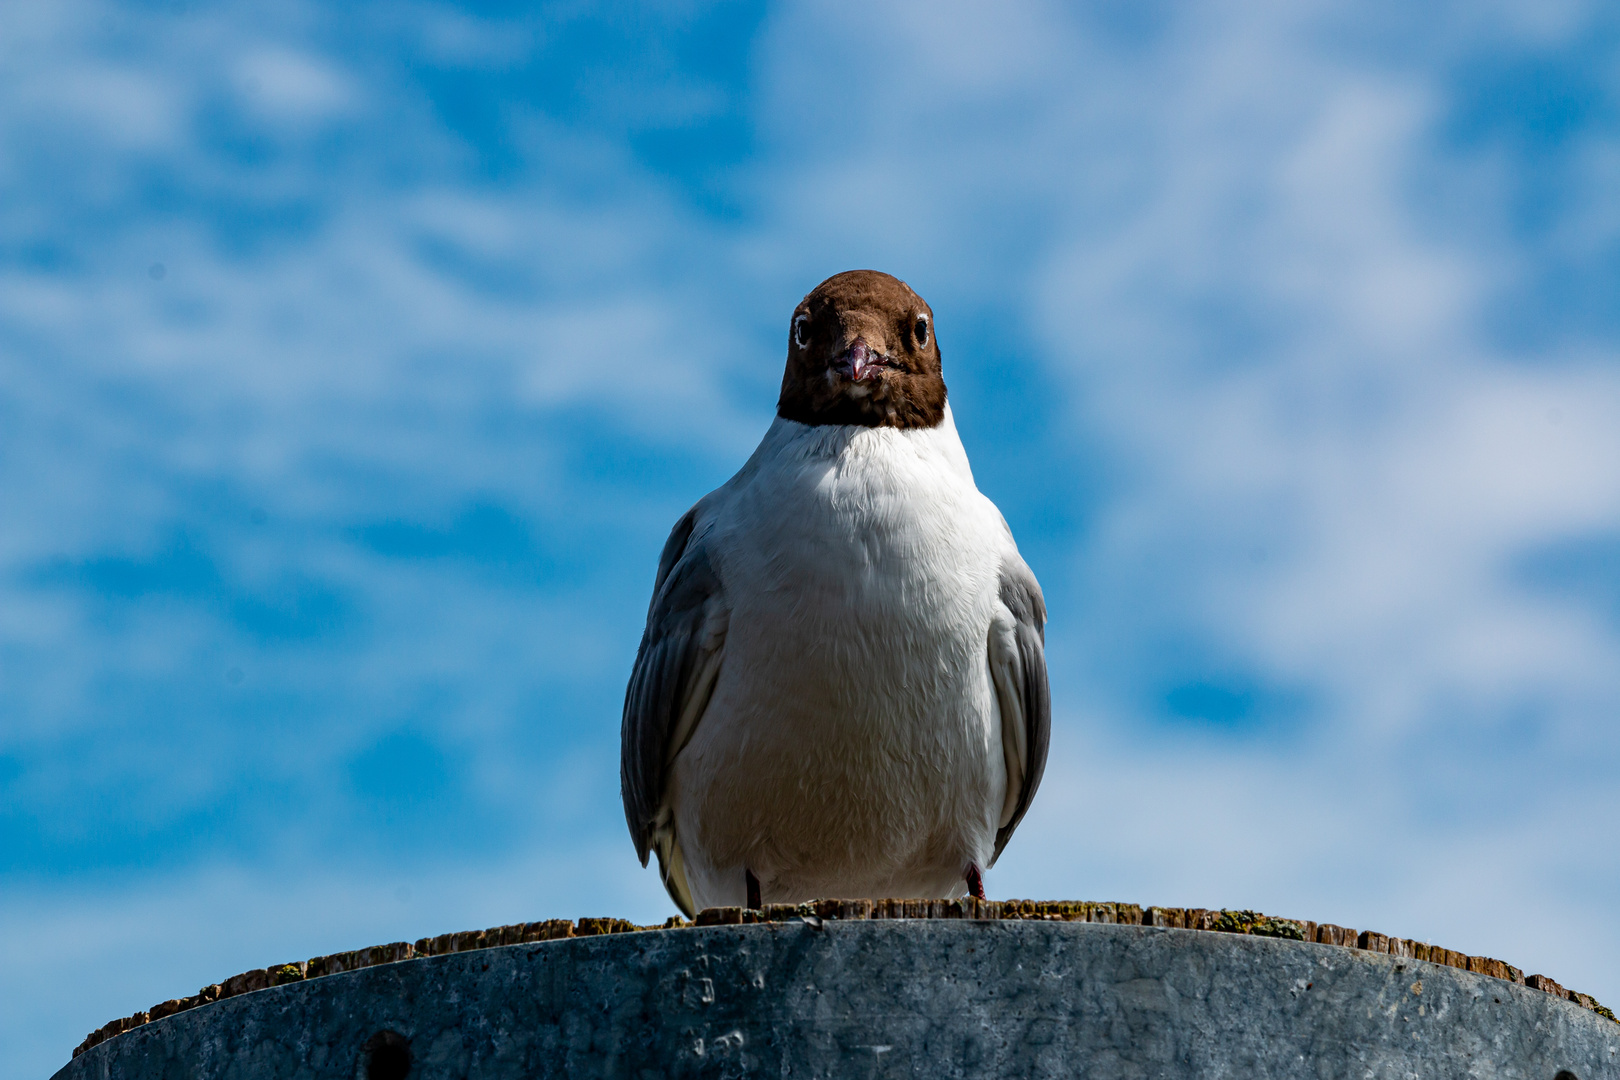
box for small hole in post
[1554,1071,1579,1080]
[363,1030,411,1080]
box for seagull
[621,270,1049,916]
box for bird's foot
[746,868,761,911]
[965,864,986,901]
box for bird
[621,269,1049,917]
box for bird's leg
[965,864,986,901]
[746,868,762,911]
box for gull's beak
[833,338,882,381]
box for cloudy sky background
[6,0,1620,1071]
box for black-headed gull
[622,270,1049,915]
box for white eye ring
[793,314,811,349]
[913,313,930,348]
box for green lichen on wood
[1210,909,1259,934]
[1209,910,1305,940]
[1252,917,1306,941]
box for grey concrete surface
[54,920,1619,1079]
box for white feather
[662,405,1034,909]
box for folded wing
[620,507,729,917]
[988,556,1051,864]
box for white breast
[669,406,1018,909]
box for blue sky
[6,0,1620,1071]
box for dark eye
[913,314,930,349]
[793,314,811,349]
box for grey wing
[620,506,728,916]
[989,556,1051,864]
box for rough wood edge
[71,900,1616,1058]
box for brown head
[776,270,946,429]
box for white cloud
[233,48,358,123]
